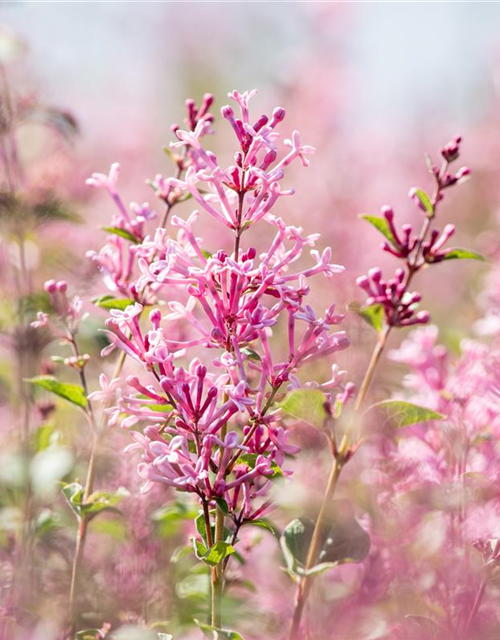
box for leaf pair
[192,539,235,567]
[62,482,129,520]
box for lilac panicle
[89,90,350,524]
[357,136,471,329]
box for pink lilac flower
[89,90,350,526]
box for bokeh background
[3,3,500,640]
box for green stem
[354,326,390,412]
[289,458,343,640]
[68,349,126,633]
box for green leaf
[192,537,208,560]
[214,497,230,515]
[194,619,245,640]
[80,487,129,517]
[359,214,398,248]
[412,188,434,216]
[201,249,213,260]
[348,301,385,335]
[241,518,278,537]
[101,226,138,243]
[33,424,56,452]
[443,248,485,261]
[27,376,87,409]
[204,541,235,567]
[279,388,328,429]
[62,482,84,516]
[192,538,235,566]
[92,295,136,311]
[241,347,261,361]
[237,453,283,478]
[370,400,446,428]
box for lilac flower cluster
[88,91,350,526]
[357,137,471,328]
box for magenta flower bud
[44,279,57,294]
[443,223,455,238]
[416,311,430,323]
[127,376,140,388]
[270,107,285,127]
[253,114,268,132]
[440,136,462,162]
[196,364,207,378]
[381,205,394,220]
[56,280,68,293]
[260,149,277,171]
[356,275,370,289]
[198,93,214,118]
[221,105,235,120]
[455,167,471,183]
[247,247,256,260]
[395,269,405,282]
[368,268,382,282]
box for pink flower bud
[56,280,68,293]
[381,205,394,220]
[44,279,57,294]
[270,106,285,127]
[368,268,382,282]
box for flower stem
[289,457,343,640]
[354,326,390,412]
[288,325,391,638]
[68,348,126,634]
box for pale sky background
[2,2,500,166]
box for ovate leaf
[214,497,230,515]
[237,453,283,478]
[371,400,446,428]
[101,226,138,243]
[241,518,278,537]
[359,214,398,248]
[443,248,485,261]
[241,347,261,361]
[62,482,84,516]
[348,301,385,335]
[81,487,129,517]
[412,188,434,216]
[27,376,87,409]
[192,538,235,567]
[279,389,328,429]
[92,295,136,311]
[203,541,235,567]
